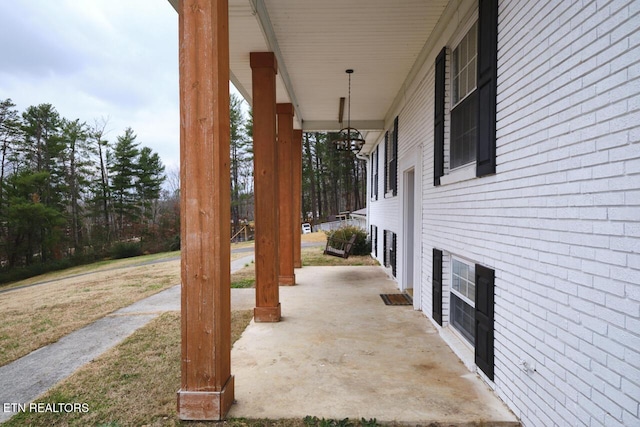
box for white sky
[0,0,185,169]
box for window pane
[452,47,460,76]
[452,258,476,302]
[452,50,460,104]
[460,37,468,66]
[450,91,478,169]
[468,57,477,89]
[451,294,475,344]
[452,274,460,292]
[468,22,477,59]
[460,68,467,98]
[452,22,478,106]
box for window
[433,0,497,185]
[384,117,398,196]
[450,258,475,344]
[432,247,496,380]
[450,22,477,170]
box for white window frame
[450,256,476,345]
[451,21,478,109]
[442,10,479,184]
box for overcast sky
[0,0,183,169]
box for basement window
[450,257,475,344]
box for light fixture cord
[348,72,352,142]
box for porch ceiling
[169,0,449,152]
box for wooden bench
[324,234,357,259]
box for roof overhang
[168,0,450,153]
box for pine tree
[61,118,91,253]
[136,146,165,224]
[110,127,140,239]
[19,104,66,262]
[86,118,112,247]
[0,99,22,216]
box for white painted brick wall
[367,0,640,426]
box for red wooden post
[251,52,281,322]
[277,103,296,285]
[177,0,234,420]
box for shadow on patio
[230,266,520,426]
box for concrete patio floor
[229,266,520,426]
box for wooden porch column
[277,103,296,285]
[177,0,233,420]
[292,129,303,268]
[251,52,281,322]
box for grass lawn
[229,241,379,289]
[4,310,391,427]
[2,231,390,426]
[301,246,379,267]
[3,311,254,427]
[0,243,254,367]
[0,257,182,367]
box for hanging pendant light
[333,69,366,153]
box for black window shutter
[434,47,446,186]
[475,264,495,380]
[432,249,443,325]
[392,116,398,196]
[391,232,397,277]
[383,230,388,266]
[375,146,379,200]
[370,149,374,199]
[476,0,498,177]
[371,147,376,200]
[372,225,377,257]
[383,132,389,194]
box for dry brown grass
[300,231,327,243]
[1,236,392,427]
[3,310,255,427]
[302,246,379,267]
[227,244,379,289]
[0,245,254,367]
[0,260,182,367]
[0,251,180,291]
[2,309,394,426]
[2,248,249,292]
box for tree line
[302,132,367,225]
[0,98,171,274]
[0,93,366,279]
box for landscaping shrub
[325,225,371,256]
[110,242,143,259]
